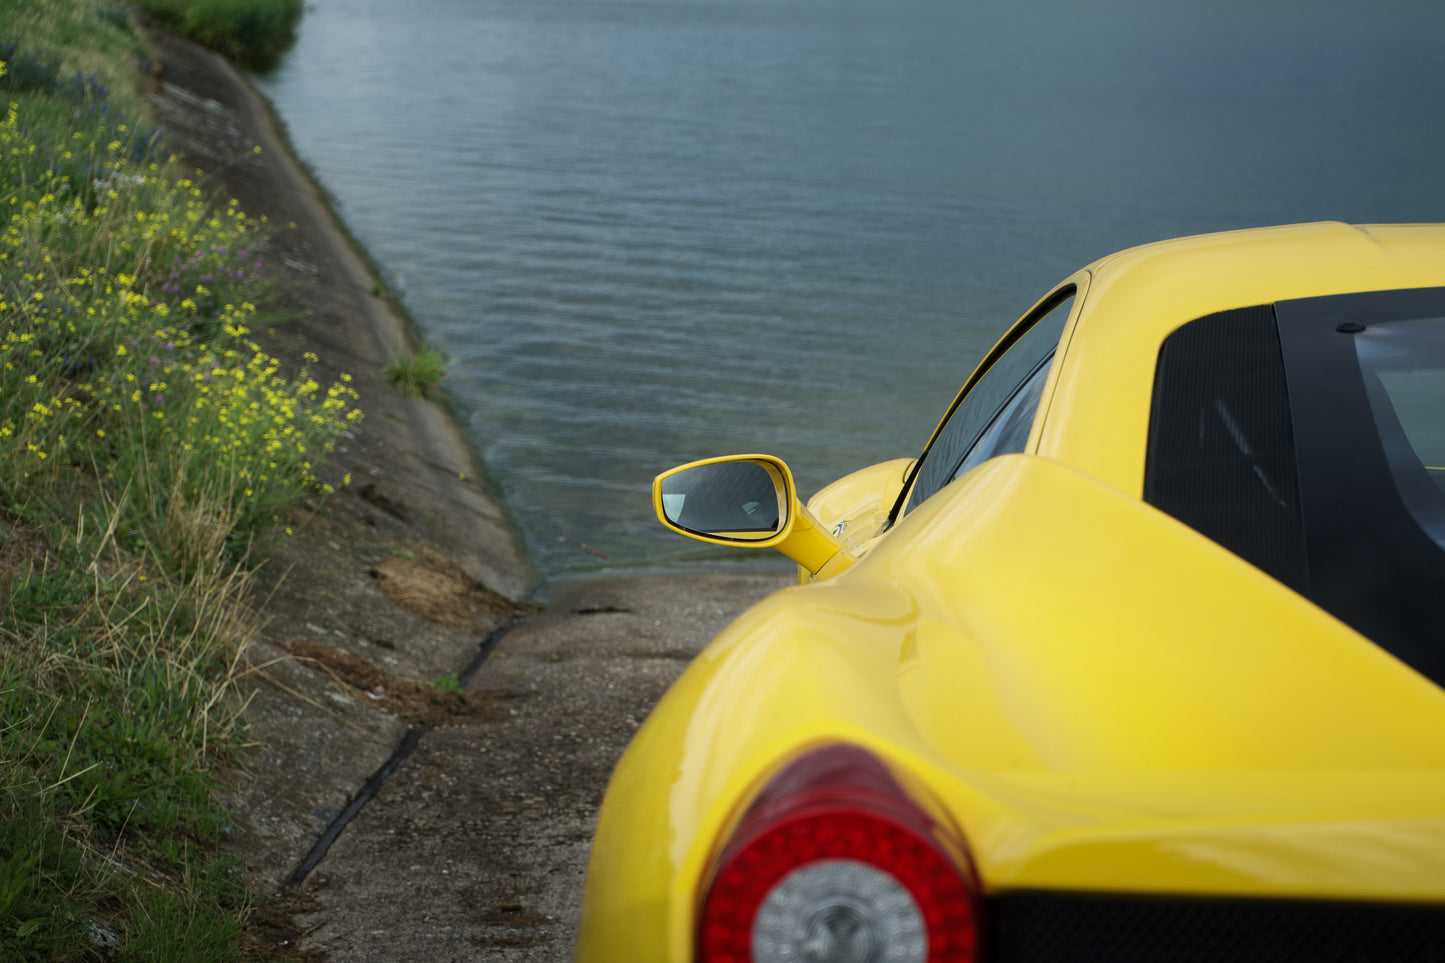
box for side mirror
[653,454,854,577]
[656,457,789,542]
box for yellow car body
[575,223,1445,962]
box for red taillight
[697,745,979,963]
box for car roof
[1035,221,1445,494]
[1086,221,1445,328]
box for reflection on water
[251,0,1445,579]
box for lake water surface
[251,0,1445,580]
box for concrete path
[288,572,791,961]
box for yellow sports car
[575,223,1445,962]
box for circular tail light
[697,745,979,963]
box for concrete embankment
[147,31,788,959]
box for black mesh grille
[1144,305,1309,593]
[987,892,1445,962]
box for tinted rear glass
[1144,306,1308,593]
[1147,291,1445,688]
[1355,318,1445,546]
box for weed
[132,0,304,65]
[0,6,358,957]
[118,886,241,963]
[384,344,449,399]
[431,673,461,693]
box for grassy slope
[1,1,344,959]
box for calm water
[251,0,1445,580]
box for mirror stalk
[782,503,856,577]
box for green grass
[385,344,449,399]
[133,0,304,65]
[1,3,358,957]
[0,0,152,118]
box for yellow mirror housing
[653,454,855,577]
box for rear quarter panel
[576,455,1445,961]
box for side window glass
[905,290,1074,512]
[950,353,1054,482]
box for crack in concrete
[284,621,522,887]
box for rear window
[1147,288,1445,688]
[1143,305,1308,594]
[1356,318,1445,546]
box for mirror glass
[659,460,785,540]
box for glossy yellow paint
[804,456,913,554]
[581,457,1445,960]
[576,224,1445,962]
[1040,222,1445,494]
